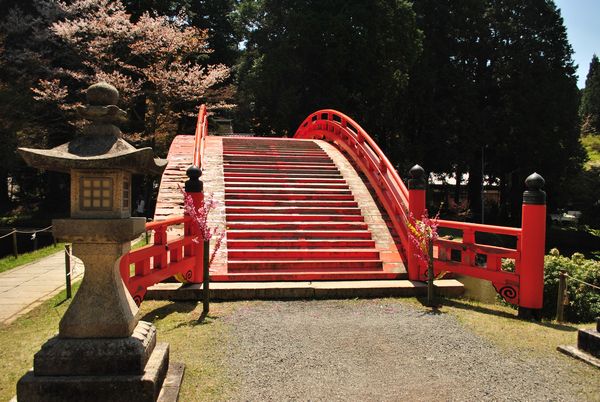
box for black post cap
[523,172,546,205]
[408,164,426,190]
[185,165,203,193]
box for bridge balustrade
[295,109,546,317]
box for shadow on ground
[437,297,580,332]
[140,301,197,322]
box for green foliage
[235,0,422,136]
[580,55,600,135]
[502,249,600,322]
[581,134,600,169]
[542,249,600,322]
[404,0,584,220]
[0,243,65,275]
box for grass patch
[139,301,236,401]
[434,298,592,354]
[0,243,65,274]
[0,281,81,400]
[581,134,600,169]
[132,234,150,250]
[0,283,234,402]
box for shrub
[542,249,600,322]
[501,249,599,322]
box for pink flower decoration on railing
[406,209,440,267]
[180,186,225,267]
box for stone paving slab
[146,279,464,301]
[0,250,84,324]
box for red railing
[295,110,412,262]
[120,215,203,305]
[193,104,208,169]
[120,105,208,305]
[295,109,546,313]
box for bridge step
[228,249,380,260]
[227,230,374,240]
[226,206,362,214]
[226,193,356,201]
[217,137,398,281]
[224,177,347,184]
[227,239,377,249]
[224,181,350,189]
[228,260,383,272]
[226,222,369,230]
[225,172,343,178]
[226,214,365,222]
[225,200,359,207]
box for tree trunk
[0,168,10,212]
[467,162,482,222]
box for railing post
[64,244,72,299]
[12,228,18,258]
[408,164,426,281]
[185,165,205,283]
[518,172,546,320]
[556,270,567,322]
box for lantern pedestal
[53,218,144,338]
[17,322,174,402]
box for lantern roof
[19,82,166,175]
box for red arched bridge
[120,106,546,317]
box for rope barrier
[63,246,84,277]
[0,226,53,238]
[565,273,600,291]
[13,225,53,234]
[0,230,15,239]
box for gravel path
[222,299,599,401]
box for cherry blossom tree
[2,0,230,152]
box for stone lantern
[16,83,180,401]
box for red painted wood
[294,109,545,310]
[226,230,374,239]
[227,239,377,249]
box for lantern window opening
[80,177,114,211]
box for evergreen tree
[580,55,600,135]
[189,0,239,67]
[404,0,584,221]
[235,0,422,137]
[0,0,229,213]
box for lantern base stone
[16,322,180,402]
[34,321,156,376]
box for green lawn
[1,288,598,401]
[0,243,65,274]
[581,134,600,169]
[0,283,231,401]
[0,235,148,275]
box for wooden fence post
[65,244,72,299]
[12,228,18,258]
[556,271,567,322]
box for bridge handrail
[193,104,208,169]
[436,219,522,237]
[294,109,547,314]
[120,215,200,304]
[294,109,411,258]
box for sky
[554,0,600,88]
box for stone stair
[213,137,405,281]
[558,317,600,369]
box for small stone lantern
[16,83,179,401]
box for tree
[483,0,584,220]
[189,0,239,67]
[235,0,422,138]
[0,0,230,213]
[580,55,600,135]
[403,0,584,222]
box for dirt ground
[158,298,599,401]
